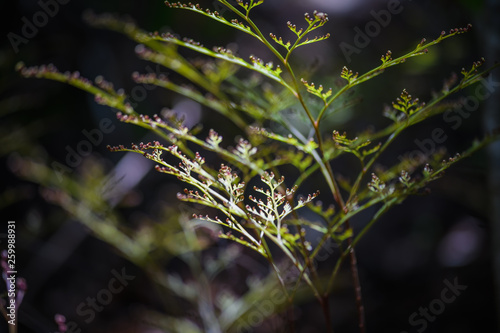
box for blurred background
[1,0,499,332]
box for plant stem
[348,241,365,333]
[319,294,334,332]
[227,8,349,329]
[314,127,366,333]
[282,79,366,333]
[219,3,369,330]
[287,306,296,333]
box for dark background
[0,0,498,332]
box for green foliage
[15,1,499,332]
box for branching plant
[15,1,499,332]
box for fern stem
[320,294,334,332]
[349,245,365,333]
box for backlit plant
[16,0,499,332]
